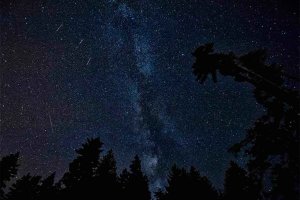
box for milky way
[1,0,298,190]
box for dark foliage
[192,43,299,199]
[62,138,103,188]
[155,165,218,200]
[0,138,221,200]
[4,172,58,200]
[5,174,41,200]
[223,161,259,200]
[0,153,19,199]
[0,138,152,200]
[120,155,151,200]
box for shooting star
[79,39,84,45]
[86,57,91,65]
[56,23,63,32]
[75,39,84,49]
[48,112,54,134]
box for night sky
[1,0,299,190]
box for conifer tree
[61,138,103,198]
[0,153,19,199]
[156,165,218,200]
[94,150,120,199]
[5,174,41,200]
[223,161,258,200]
[120,155,151,200]
[38,173,58,200]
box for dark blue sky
[1,0,298,190]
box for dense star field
[1,0,298,190]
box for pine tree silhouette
[120,168,130,189]
[61,138,103,199]
[97,150,117,178]
[5,174,41,200]
[0,153,19,199]
[38,173,59,200]
[5,173,59,200]
[94,150,121,199]
[156,165,218,200]
[120,155,151,200]
[223,161,259,200]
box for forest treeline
[0,138,263,200]
[1,43,299,200]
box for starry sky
[1,0,299,190]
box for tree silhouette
[0,153,19,199]
[119,168,130,190]
[156,165,218,200]
[4,173,59,200]
[94,150,121,199]
[192,43,299,199]
[5,174,41,200]
[120,155,151,200]
[61,138,103,199]
[97,150,117,178]
[38,173,59,200]
[192,43,219,83]
[62,138,103,186]
[3,128,297,199]
[223,161,259,200]
[1,138,150,199]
